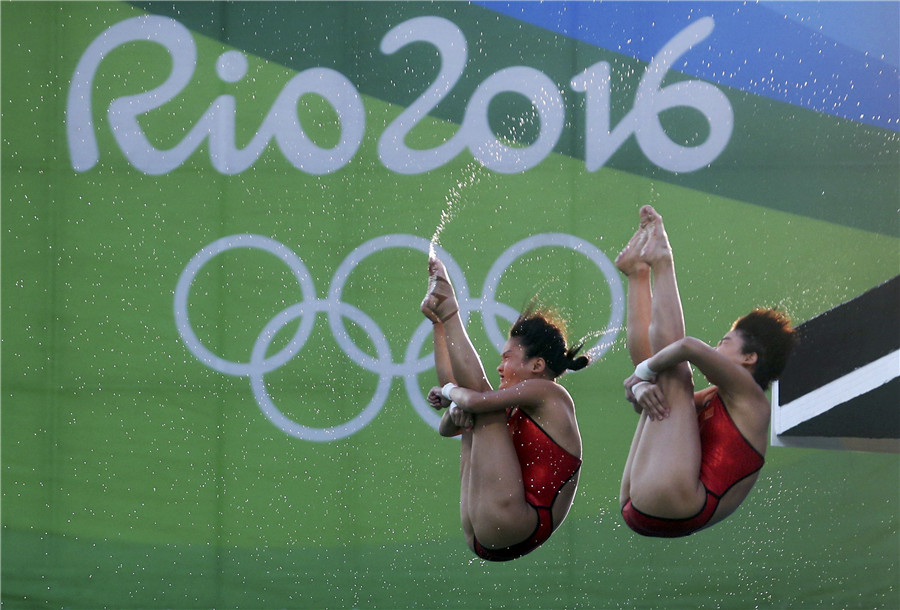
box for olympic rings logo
[174,233,624,441]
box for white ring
[248,300,392,441]
[480,233,624,358]
[175,232,624,439]
[173,233,317,377]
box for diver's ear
[531,358,547,375]
[742,352,758,368]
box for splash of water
[579,326,627,365]
[429,162,486,260]
[647,182,661,206]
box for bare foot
[638,205,673,268]
[639,204,657,229]
[421,258,459,323]
[615,227,650,276]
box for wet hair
[731,308,799,390]
[508,305,589,378]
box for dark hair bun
[566,350,590,372]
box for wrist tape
[441,382,457,401]
[634,359,657,381]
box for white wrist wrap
[441,382,457,401]
[634,359,657,381]
[632,381,652,395]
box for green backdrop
[3,2,897,608]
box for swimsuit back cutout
[698,393,765,498]
[507,407,582,509]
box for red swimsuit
[622,392,765,537]
[474,407,582,561]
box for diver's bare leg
[639,206,685,352]
[615,226,653,365]
[616,223,653,505]
[627,205,705,518]
[422,258,491,392]
[465,411,536,550]
[619,410,648,507]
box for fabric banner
[2,2,897,607]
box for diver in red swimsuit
[421,258,588,561]
[615,205,797,536]
[621,392,764,536]
[473,407,582,560]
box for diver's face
[716,330,749,365]
[497,338,536,389]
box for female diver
[616,205,798,537]
[421,257,588,561]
